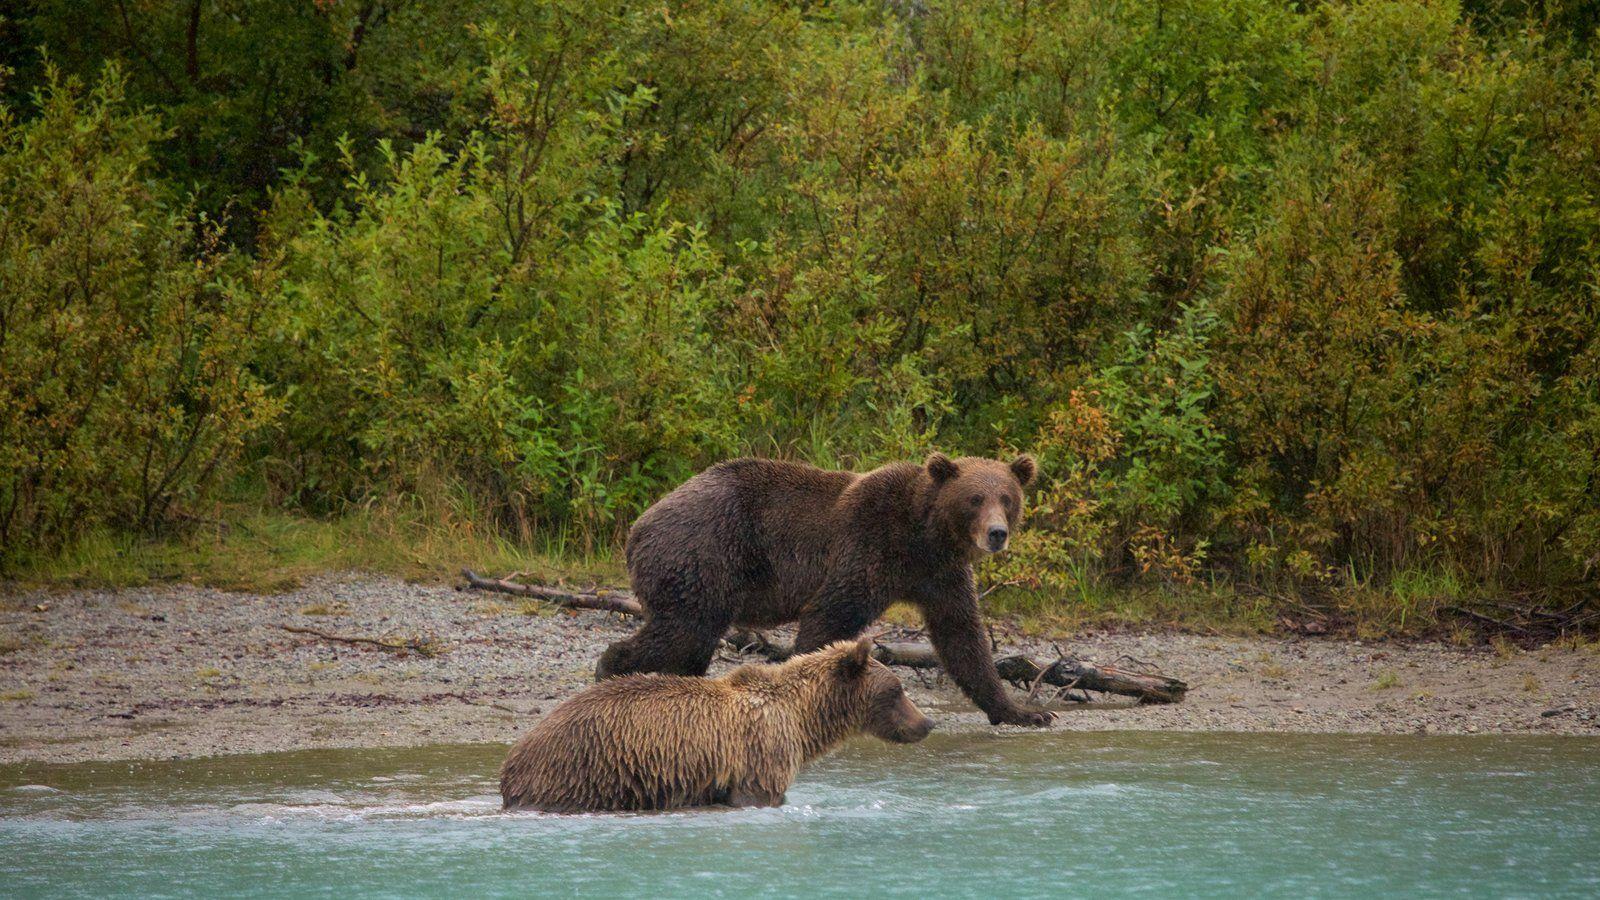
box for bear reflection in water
[500,637,933,812]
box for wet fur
[501,639,931,812]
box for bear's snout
[871,690,935,744]
[985,525,1009,553]
[895,710,935,743]
[883,709,935,744]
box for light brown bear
[501,637,933,812]
[597,452,1052,726]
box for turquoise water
[3,733,1598,898]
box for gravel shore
[1,573,1596,764]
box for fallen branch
[724,627,792,660]
[461,569,643,616]
[873,642,939,668]
[1445,604,1532,635]
[279,625,442,657]
[462,571,1188,704]
[993,655,1187,704]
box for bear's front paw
[989,705,1055,727]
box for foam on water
[3,732,1598,898]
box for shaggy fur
[596,453,1052,726]
[501,638,933,812]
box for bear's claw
[990,706,1055,727]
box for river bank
[1,573,1596,763]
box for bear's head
[832,636,934,744]
[924,452,1036,557]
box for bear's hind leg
[605,548,738,679]
[595,633,647,680]
[596,616,728,679]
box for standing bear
[597,452,1053,727]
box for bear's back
[500,675,771,812]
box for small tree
[0,65,277,562]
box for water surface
[3,733,1598,897]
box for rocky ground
[1,573,1596,764]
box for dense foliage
[3,1,1597,609]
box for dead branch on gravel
[461,571,1188,704]
[723,628,792,660]
[1445,604,1532,635]
[279,625,442,657]
[461,570,643,616]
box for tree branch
[279,625,441,656]
[113,0,182,94]
[461,569,643,616]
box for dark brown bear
[502,637,933,812]
[597,452,1052,727]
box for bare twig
[1446,604,1532,635]
[1111,654,1161,673]
[1025,657,1055,703]
[279,625,441,657]
[977,579,1023,601]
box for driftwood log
[992,654,1188,704]
[462,569,1187,704]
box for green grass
[4,503,1580,648]
[7,499,1289,635]
[983,581,1280,636]
[7,502,622,593]
[1339,564,1472,639]
[976,563,1514,639]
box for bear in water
[501,637,933,812]
[597,453,1052,726]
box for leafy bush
[256,31,743,547]
[0,66,275,560]
[4,0,1598,613]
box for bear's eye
[969,494,983,507]
[1001,495,1014,509]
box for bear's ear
[926,452,959,484]
[841,635,873,676]
[1009,454,1037,486]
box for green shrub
[256,30,744,547]
[4,0,1598,614]
[0,65,276,561]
